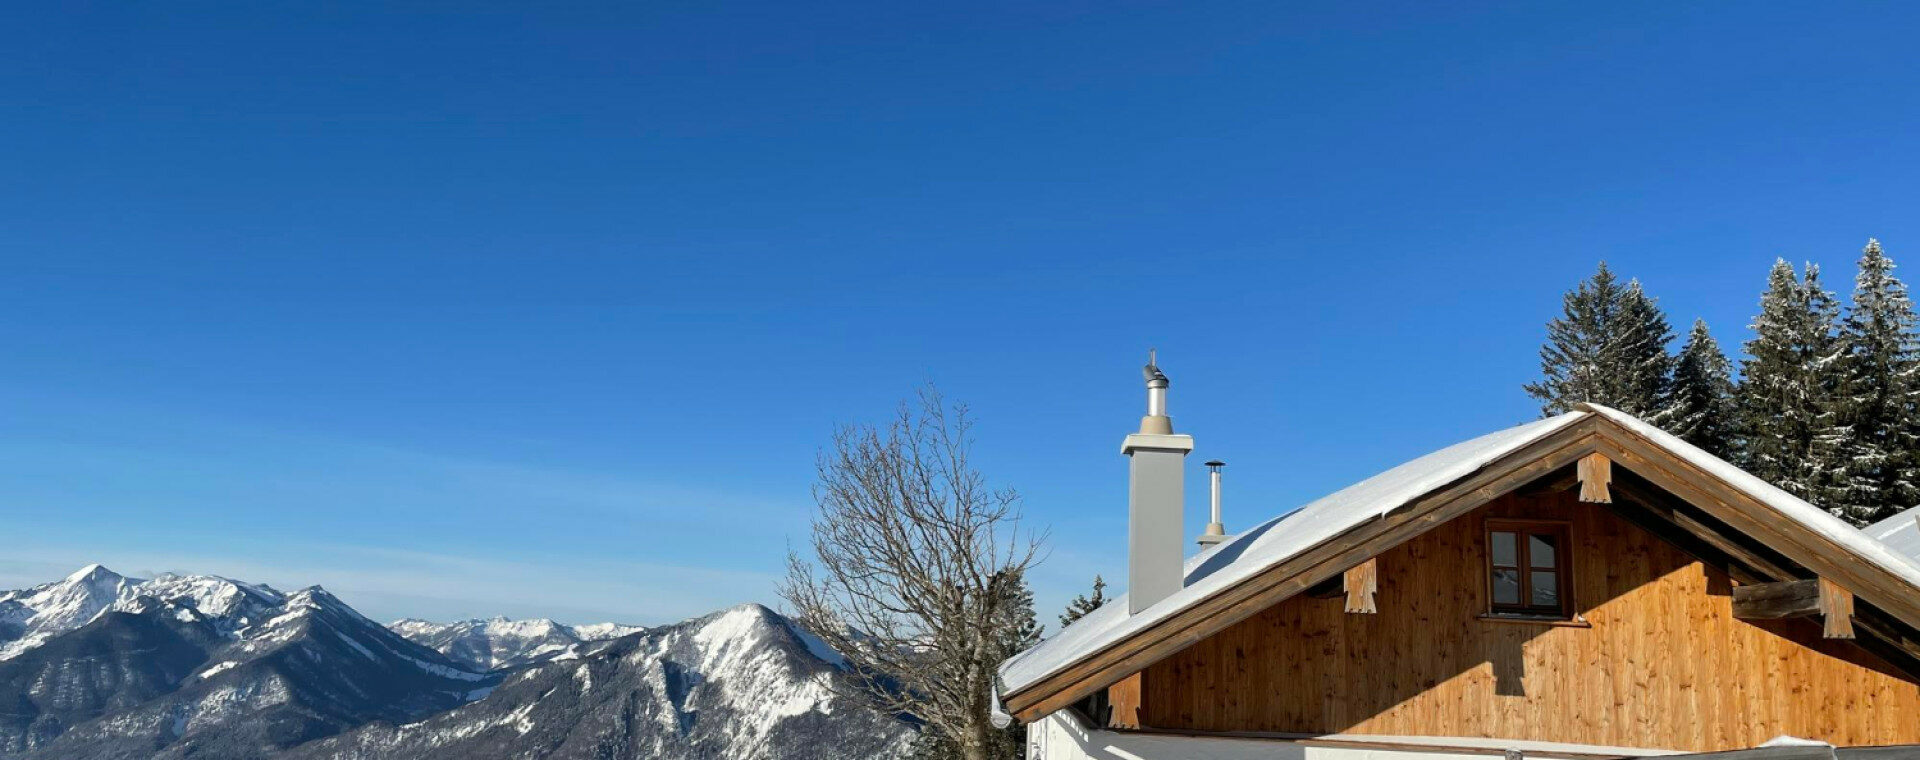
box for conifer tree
[1666,319,1737,458]
[1058,575,1107,628]
[1832,240,1920,525]
[1618,280,1678,419]
[992,570,1043,654]
[1525,263,1675,417]
[1737,259,1849,514]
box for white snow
[569,622,645,640]
[336,630,379,661]
[197,661,239,679]
[387,616,646,670]
[1865,505,1920,561]
[402,654,490,681]
[1760,735,1834,748]
[786,621,849,669]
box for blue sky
[4,2,1920,626]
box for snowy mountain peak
[388,615,650,671]
[0,565,500,758]
[282,601,911,760]
[65,563,123,584]
[0,564,146,660]
[0,566,355,662]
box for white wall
[1026,711,1682,760]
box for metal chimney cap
[1142,349,1169,388]
[1204,460,1225,468]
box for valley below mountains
[0,566,913,760]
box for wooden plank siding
[1118,488,1920,751]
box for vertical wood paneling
[1117,489,1920,751]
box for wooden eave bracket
[1731,577,1855,639]
[1344,558,1377,614]
[1821,577,1857,639]
[1577,452,1612,503]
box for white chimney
[1123,350,1193,614]
[1197,460,1227,547]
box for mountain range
[389,616,645,671]
[0,565,912,760]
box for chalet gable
[997,404,1920,723]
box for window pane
[1531,571,1559,608]
[1492,568,1520,605]
[1491,531,1517,566]
[1529,533,1557,569]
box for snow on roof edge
[1865,506,1920,561]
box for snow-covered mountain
[0,564,149,660]
[0,566,495,759]
[286,604,913,760]
[0,567,913,760]
[390,616,645,671]
[0,565,288,663]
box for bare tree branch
[780,385,1045,760]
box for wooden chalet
[997,361,1920,759]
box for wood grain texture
[1578,452,1612,503]
[1732,579,1823,619]
[1119,489,1920,751]
[1106,672,1143,729]
[1821,578,1856,640]
[1344,558,1377,614]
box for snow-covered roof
[1866,506,1920,562]
[1000,403,1920,703]
[999,410,1586,696]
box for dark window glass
[1491,531,1517,566]
[1492,569,1521,605]
[1529,534,1556,568]
[1530,571,1558,607]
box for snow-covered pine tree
[1833,239,1920,525]
[1737,259,1850,515]
[1666,319,1738,458]
[992,569,1043,654]
[1524,263,1675,417]
[1058,575,1107,628]
[1617,280,1678,419]
[1526,263,1624,415]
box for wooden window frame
[1484,518,1574,619]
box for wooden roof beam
[1731,578,1822,619]
[1730,578,1855,639]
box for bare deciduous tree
[781,386,1045,760]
